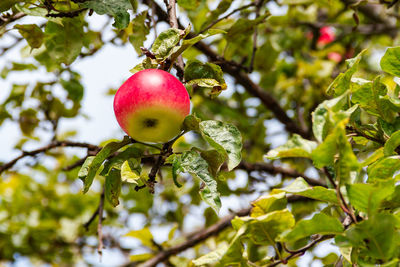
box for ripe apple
[327,52,342,63]
[113,69,191,143]
[317,26,335,46]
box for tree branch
[237,161,326,187]
[139,207,251,267]
[0,140,100,174]
[0,12,26,27]
[198,2,257,34]
[164,0,185,80]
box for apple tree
[1,0,400,266]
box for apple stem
[139,132,184,193]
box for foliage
[1,0,400,266]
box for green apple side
[113,69,191,143]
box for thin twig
[249,0,264,73]
[323,167,357,223]
[97,185,105,258]
[83,206,100,231]
[144,134,181,193]
[46,8,87,17]
[198,2,256,34]
[268,235,334,267]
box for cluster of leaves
[78,115,242,213]
[198,49,400,266]
[2,0,400,266]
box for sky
[0,2,340,266]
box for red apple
[113,69,190,143]
[317,26,335,46]
[327,52,342,63]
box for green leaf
[339,213,400,261]
[100,146,144,176]
[246,209,295,245]
[226,14,269,42]
[186,78,220,88]
[4,84,27,106]
[200,149,226,177]
[177,0,200,10]
[81,0,132,29]
[265,134,317,159]
[14,24,44,49]
[78,156,95,181]
[121,159,141,184]
[379,117,400,137]
[326,50,365,96]
[200,0,233,31]
[367,156,400,181]
[250,192,287,217]
[169,29,225,63]
[184,60,227,94]
[60,77,84,102]
[199,120,242,171]
[380,46,400,77]
[129,57,158,74]
[180,149,221,213]
[151,28,181,60]
[312,119,359,181]
[280,213,344,242]
[124,227,155,248]
[282,177,339,205]
[105,168,122,207]
[10,62,38,71]
[130,253,153,262]
[192,243,229,266]
[347,181,395,214]
[16,4,54,17]
[362,147,384,167]
[19,108,40,136]
[129,11,149,54]
[352,76,398,123]
[372,78,398,123]
[312,93,349,143]
[171,154,183,188]
[0,0,19,12]
[41,18,84,67]
[79,136,131,193]
[182,114,201,132]
[384,130,400,156]
[194,224,247,266]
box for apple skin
[113,69,190,143]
